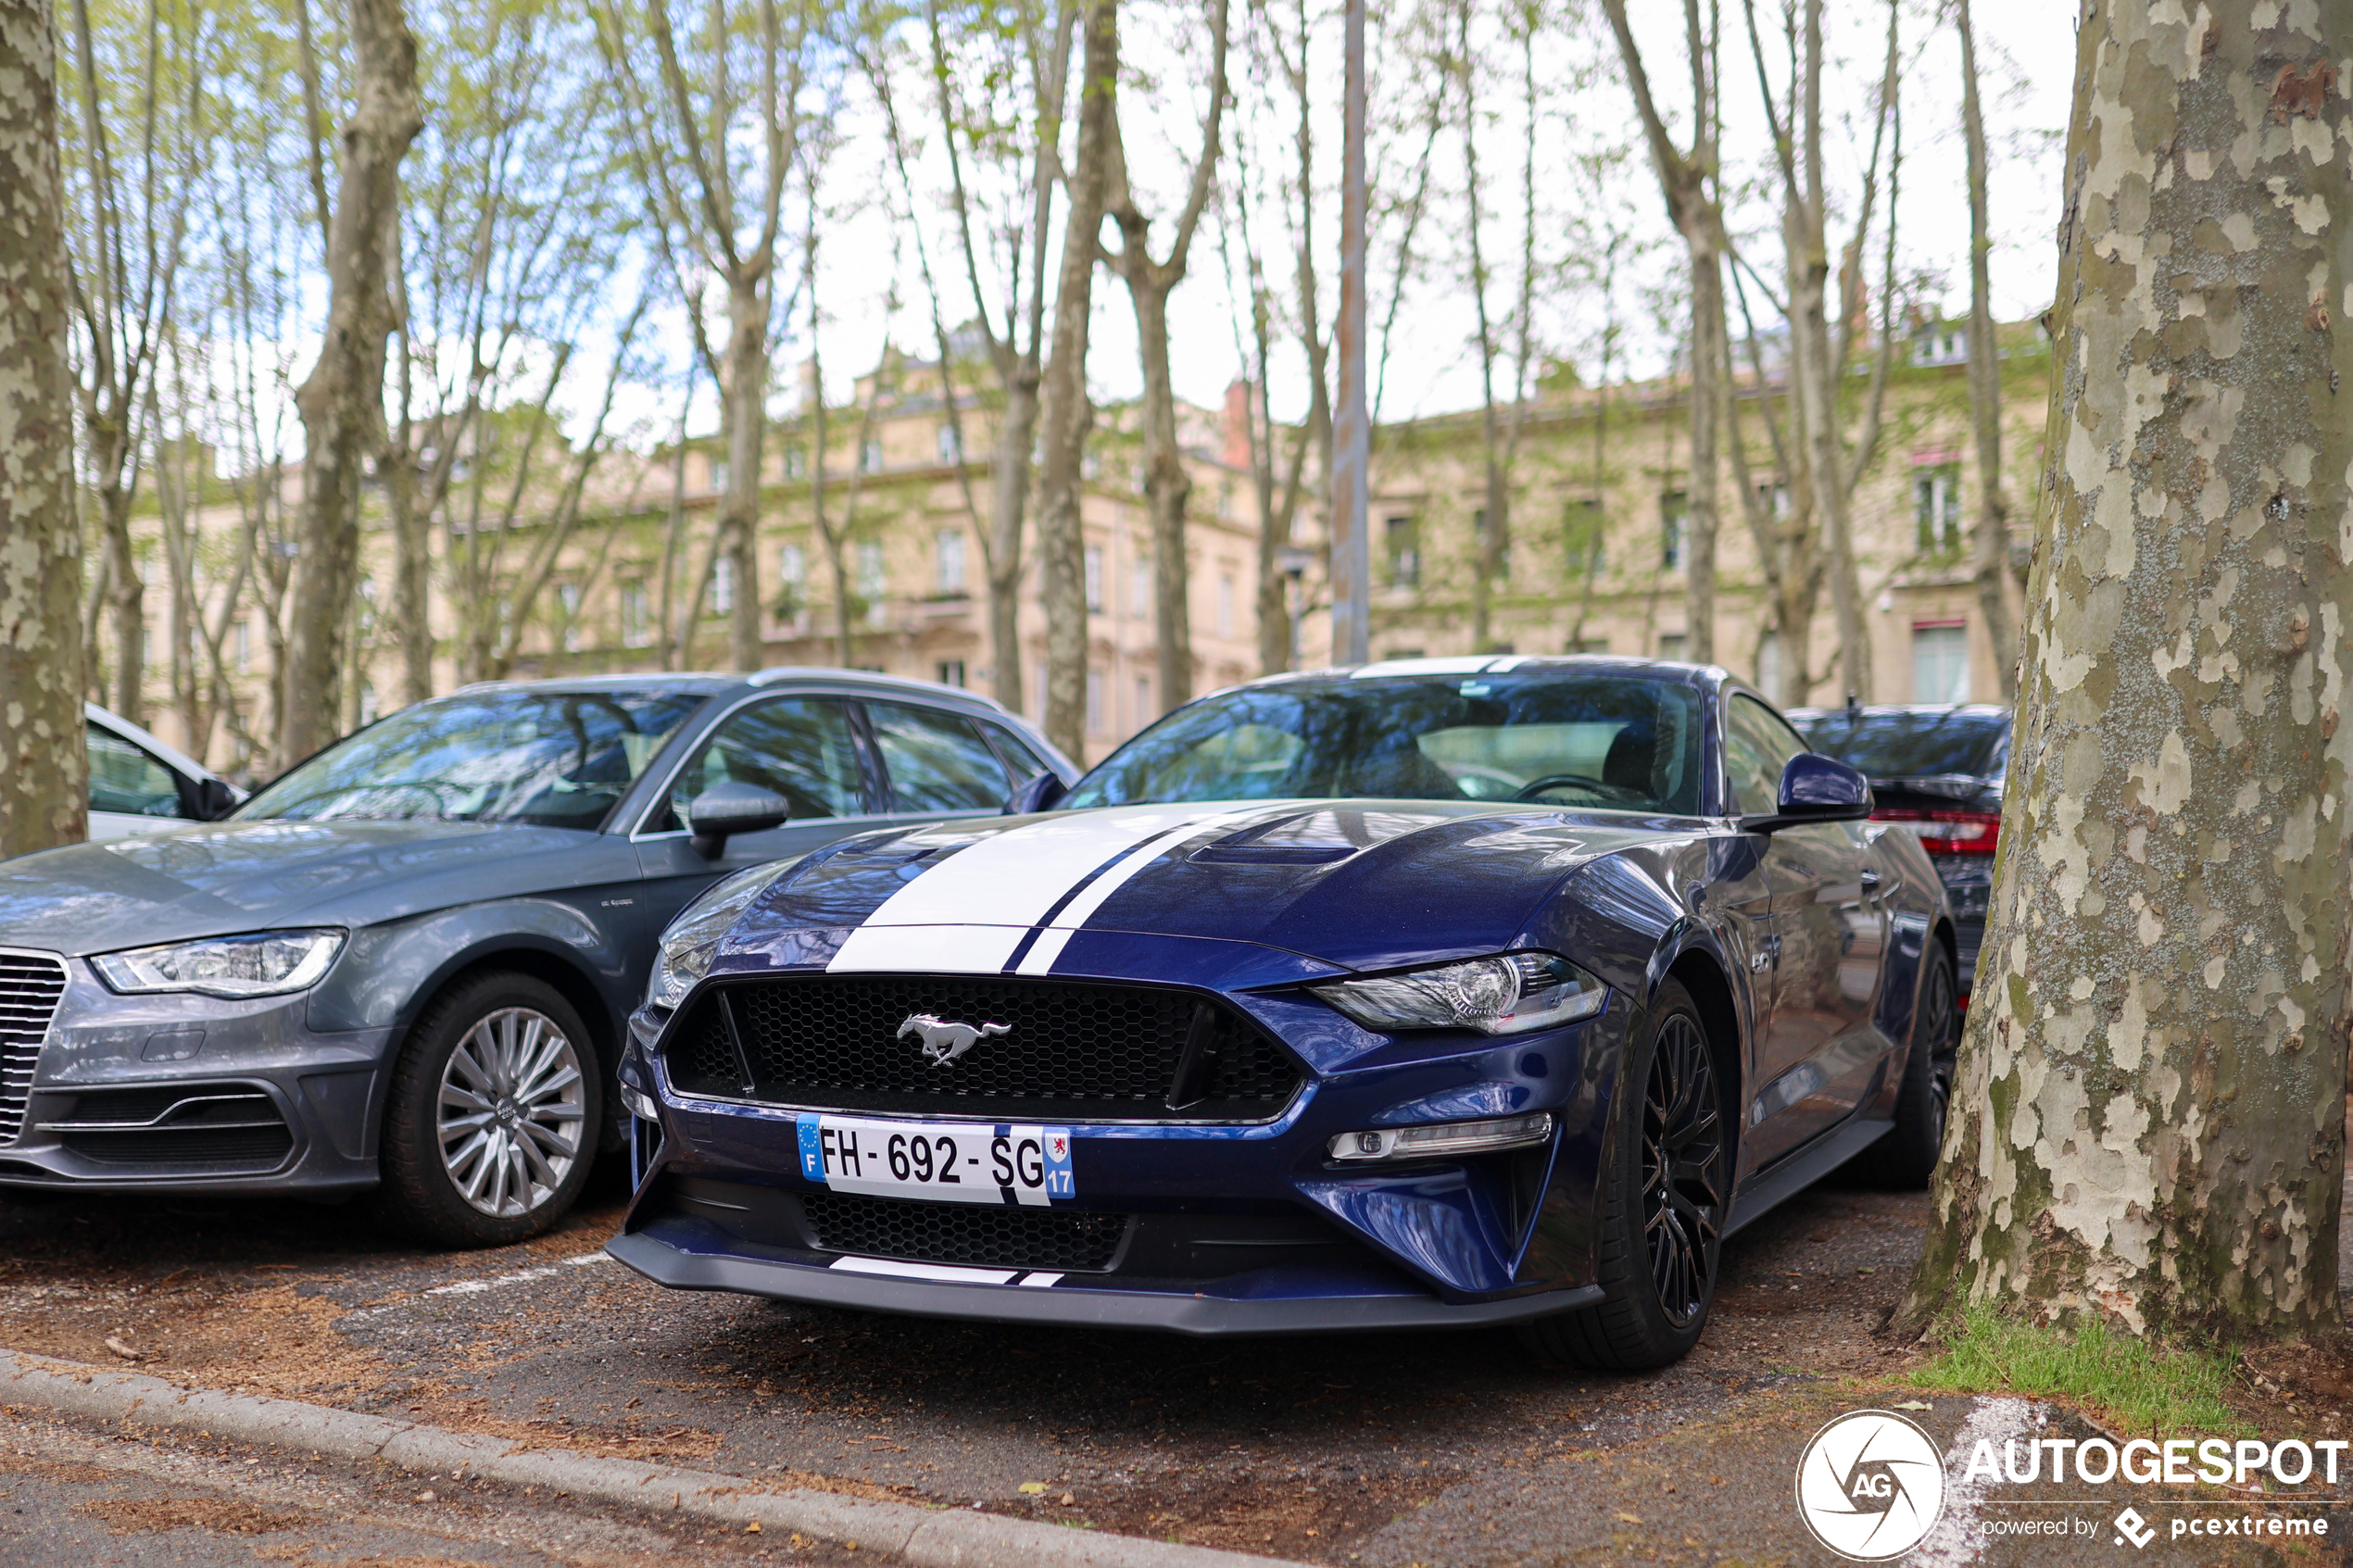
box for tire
[1854,942,1957,1188]
[1515,978,1728,1372]
[369,972,603,1248]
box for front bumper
[0,955,390,1195]
[612,962,1624,1333]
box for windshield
[1066,672,1705,813]
[238,690,705,829]
[1792,708,2008,779]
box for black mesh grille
[802,1191,1128,1271]
[670,975,1302,1120]
[61,1125,295,1168]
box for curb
[1,1351,1290,1568]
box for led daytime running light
[1328,1112,1554,1162]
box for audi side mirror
[194,776,239,822]
[1741,754,1873,834]
[1003,771,1068,815]
[688,781,791,859]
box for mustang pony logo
[899,1013,1012,1067]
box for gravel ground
[3,1154,2348,1566]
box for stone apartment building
[122,320,2045,778]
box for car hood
[0,819,631,956]
[717,798,1694,977]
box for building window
[1135,673,1151,725]
[710,555,735,615]
[1385,515,1419,588]
[1658,632,1688,661]
[621,583,652,647]
[1087,668,1105,733]
[1914,321,1968,367]
[861,438,883,472]
[232,619,251,671]
[558,582,582,652]
[856,539,887,624]
[936,659,966,688]
[937,423,961,463]
[358,682,378,725]
[708,457,728,494]
[1916,465,1963,555]
[1217,573,1236,636]
[1660,493,1688,571]
[1084,546,1104,611]
[783,445,805,480]
[936,529,966,595]
[1914,621,1969,703]
[1130,555,1152,618]
[1757,631,1784,698]
[1563,499,1604,578]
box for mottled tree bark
[1905,0,2353,1338]
[1957,0,2017,700]
[0,0,88,854]
[1035,0,1117,764]
[283,0,420,765]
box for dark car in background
[1787,703,2009,999]
[0,671,1072,1247]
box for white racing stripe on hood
[825,803,1293,974]
[1013,806,1276,974]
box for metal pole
[1329,0,1371,665]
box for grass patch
[1909,1302,2246,1436]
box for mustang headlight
[648,858,801,1010]
[1312,951,1605,1035]
[92,929,345,998]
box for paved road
[2,1160,2345,1566]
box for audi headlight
[92,929,346,998]
[648,858,801,1010]
[1311,951,1605,1035]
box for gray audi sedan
[0,670,1072,1247]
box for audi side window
[867,701,1013,812]
[1726,696,1807,816]
[88,727,185,817]
[661,698,864,831]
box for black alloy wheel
[1858,943,1958,1187]
[1516,977,1728,1371]
[1642,1011,1724,1329]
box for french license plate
[794,1114,1074,1206]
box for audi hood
[710,799,1698,979]
[0,820,642,957]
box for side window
[985,724,1055,785]
[867,702,1013,812]
[664,698,864,829]
[1724,695,1809,815]
[88,727,184,817]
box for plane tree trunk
[1957,0,2017,700]
[1903,0,2353,1339]
[0,0,87,855]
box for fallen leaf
[1060,1492,1076,1506]
[1892,1400,1932,1411]
[745,1522,761,1534]
[1616,1512,1642,1524]
[1019,1482,1049,1496]
[103,1336,144,1362]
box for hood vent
[1188,807,1434,866]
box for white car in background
[84,702,244,840]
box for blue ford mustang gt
[608,658,1955,1368]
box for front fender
[306,898,636,1039]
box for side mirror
[688,781,790,859]
[1003,771,1068,815]
[1742,754,1873,833]
[194,776,239,822]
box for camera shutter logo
[1794,1410,1945,1562]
